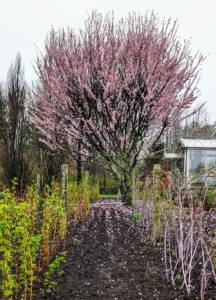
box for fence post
[36,174,40,193]
[117,188,121,202]
[61,164,69,206]
[132,169,137,207]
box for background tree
[181,104,216,139]
[166,105,216,152]
[31,127,69,185]
[0,54,31,190]
[30,11,205,204]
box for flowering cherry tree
[30,11,205,204]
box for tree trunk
[119,171,131,205]
[77,141,82,183]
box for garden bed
[33,199,216,299]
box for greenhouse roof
[180,138,216,149]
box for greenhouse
[178,138,216,187]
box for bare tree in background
[0,54,31,190]
[166,104,216,152]
[31,127,68,185]
[182,104,216,139]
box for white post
[132,169,137,207]
[36,174,40,193]
[61,164,69,206]
[117,188,121,202]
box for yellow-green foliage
[0,183,41,300]
[38,184,67,281]
[0,178,91,300]
[69,172,118,188]
[42,256,66,295]
[90,183,101,203]
[67,176,91,225]
[202,189,216,211]
[141,164,172,245]
[0,192,16,299]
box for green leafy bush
[203,190,216,211]
[42,256,66,295]
[0,178,91,299]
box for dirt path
[34,199,187,300]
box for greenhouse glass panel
[189,150,205,175]
[206,150,216,187]
[206,150,216,168]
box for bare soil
[33,199,216,300]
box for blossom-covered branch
[30,11,205,203]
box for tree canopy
[30,11,205,204]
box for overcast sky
[1,0,216,120]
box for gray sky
[1,0,216,120]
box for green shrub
[67,173,91,224]
[133,211,141,222]
[203,190,216,211]
[0,178,91,300]
[90,183,101,203]
[42,256,66,295]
